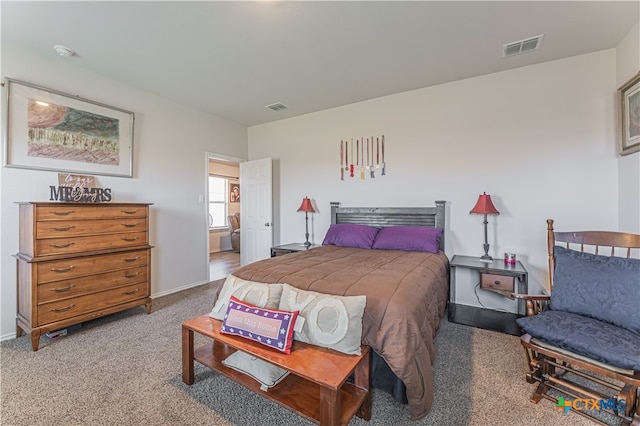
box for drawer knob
[123,257,140,262]
[122,210,138,215]
[51,242,75,249]
[494,280,501,285]
[51,284,74,293]
[122,223,138,228]
[50,226,75,232]
[122,237,139,242]
[123,288,139,295]
[51,304,75,313]
[50,210,74,216]
[51,266,74,273]
[124,272,140,279]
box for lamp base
[480,237,493,262]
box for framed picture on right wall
[618,71,640,156]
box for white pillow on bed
[210,275,283,320]
[278,284,366,355]
[222,351,289,391]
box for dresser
[15,202,153,351]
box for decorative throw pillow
[372,226,443,253]
[278,284,366,355]
[222,351,289,391]
[550,246,640,334]
[221,296,298,354]
[321,223,379,249]
[210,275,283,320]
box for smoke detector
[502,35,544,58]
[265,102,288,112]
[53,45,76,58]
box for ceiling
[2,1,638,127]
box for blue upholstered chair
[513,220,640,425]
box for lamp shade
[470,192,500,215]
[297,197,315,213]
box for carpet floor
[1,280,599,425]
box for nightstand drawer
[480,273,514,292]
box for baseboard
[1,332,17,342]
[151,279,215,299]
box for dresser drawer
[37,282,149,324]
[36,218,147,239]
[35,232,147,257]
[38,266,148,304]
[36,205,147,221]
[480,273,515,292]
[37,250,149,283]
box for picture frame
[229,182,240,203]
[617,71,640,156]
[3,78,134,177]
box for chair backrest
[228,213,240,232]
[547,218,640,290]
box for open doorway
[207,153,242,281]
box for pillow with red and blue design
[221,296,299,354]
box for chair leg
[530,381,549,404]
[619,385,634,418]
[632,387,640,426]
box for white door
[240,158,273,266]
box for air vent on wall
[266,102,289,112]
[502,35,544,58]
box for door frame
[205,152,244,281]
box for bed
[217,201,449,420]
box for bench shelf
[182,314,371,426]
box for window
[208,176,228,229]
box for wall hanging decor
[229,182,240,203]
[3,78,134,177]
[339,135,385,180]
[617,71,640,156]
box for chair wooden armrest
[510,293,550,316]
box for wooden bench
[182,314,371,426]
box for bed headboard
[330,201,446,251]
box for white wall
[249,50,620,304]
[0,42,248,339]
[616,22,640,233]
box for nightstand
[270,243,321,257]
[448,255,528,336]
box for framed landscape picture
[618,72,640,156]
[3,78,134,177]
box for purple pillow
[322,223,379,249]
[372,226,443,253]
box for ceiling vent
[266,102,288,112]
[502,35,544,58]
